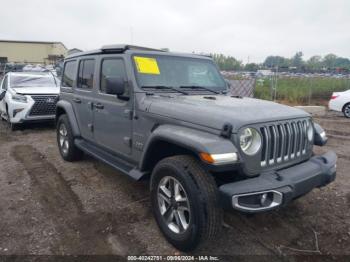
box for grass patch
[254,77,350,105]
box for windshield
[133,55,226,92]
[10,74,57,88]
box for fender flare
[139,124,238,171]
[56,100,81,137]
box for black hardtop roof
[65,44,212,60]
[65,44,165,59]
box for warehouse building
[0,40,68,64]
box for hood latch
[220,123,233,139]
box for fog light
[13,108,24,118]
[232,190,283,212]
[260,193,268,205]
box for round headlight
[307,121,314,141]
[240,128,262,155]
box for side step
[74,139,146,180]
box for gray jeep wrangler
[56,45,336,251]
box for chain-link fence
[226,78,256,97]
[224,72,350,106]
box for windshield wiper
[179,85,220,94]
[142,85,189,95]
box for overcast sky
[0,0,349,63]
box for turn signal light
[199,152,238,165]
[199,153,215,164]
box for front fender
[314,123,328,146]
[139,124,238,170]
[56,100,81,137]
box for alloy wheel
[157,176,191,234]
[59,123,69,155]
[344,105,350,118]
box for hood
[12,86,59,95]
[147,95,309,132]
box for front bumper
[219,151,337,213]
[8,96,56,123]
[328,99,342,112]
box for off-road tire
[150,155,222,251]
[57,114,83,161]
[343,103,350,118]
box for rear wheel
[57,114,83,161]
[343,103,350,118]
[150,155,222,251]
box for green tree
[306,55,322,71]
[334,57,350,70]
[244,63,259,71]
[211,53,242,71]
[263,56,290,68]
[291,51,304,69]
[323,54,337,69]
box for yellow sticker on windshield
[134,56,160,74]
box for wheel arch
[141,139,199,173]
[56,100,81,137]
[342,102,350,112]
[139,124,237,173]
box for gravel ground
[0,112,349,261]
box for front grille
[260,119,310,167]
[29,95,58,116]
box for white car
[329,89,350,118]
[0,72,59,130]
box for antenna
[130,27,133,44]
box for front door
[72,58,96,142]
[93,57,132,155]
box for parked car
[0,71,59,130]
[329,90,350,118]
[1,63,26,75]
[56,44,336,251]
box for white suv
[0,72,59,130]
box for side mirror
[105,76,125,96]
[0,90,6,101]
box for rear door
[71,58,96,141]
[93,56,133,155]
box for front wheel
[343,103,350,118]
[150,155,222,251]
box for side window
[62,61,77,88]
[100,59,127,95]
[77,59,95,90]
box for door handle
[73,98,81,104]
[94,103,104,110]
